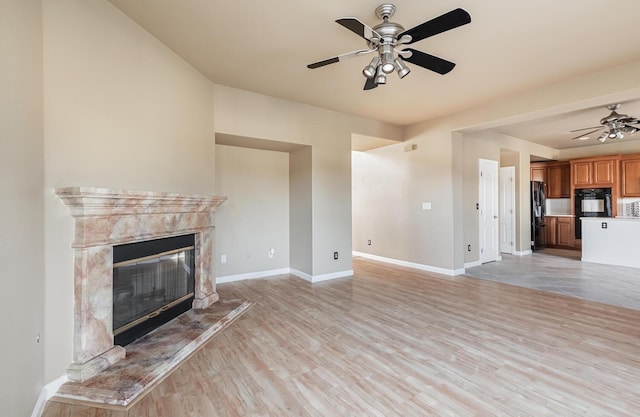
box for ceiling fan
[570,104,640,143]
[307,4,471,90]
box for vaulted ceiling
[109,0,640,149]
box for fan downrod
[375,4,396,21]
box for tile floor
[464,248,640,311]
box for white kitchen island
[581,217,640,268]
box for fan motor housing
[373,21,405,40]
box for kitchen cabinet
[546,216,557,246]
[545,216,574,248]
[556,217,573,247]
[546,162,570,198]
[571,157,617,188]
[621,154,640,197]
[530,163,546,183]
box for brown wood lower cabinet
[546,216,557,246]
[545,216,574,248]
[556,217,572,247]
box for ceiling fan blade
[568,126,603,133]
[401,48,455,74]
[570,128,602,140]
[336,18,381,42]
[307,49,373,69]
[398,8,471,45]
[363,77,378,90]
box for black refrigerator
[531,181,546,251]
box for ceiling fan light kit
[571,104,640,144]
[307,3,471,90]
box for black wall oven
[574,188,612,239]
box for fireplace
[56,187,226,382]
[113,234,196,346]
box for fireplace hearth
[56,187,226,382]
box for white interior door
[479,159,499,263]
[499,166,516,254]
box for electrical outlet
[268,248,275,258]
[221,254,227,264]
[334,251,339,260]
[467,244,471,252]
[367,240,371,245]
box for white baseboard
[31,375,68,417]
[353,251,464,276]
[514,249,532,256]
[218,268,354,284]
[311,270,354,282]
[290,268,353,283]
[216,268,290,284]
[464,260,482,269]
[289,268,312,281]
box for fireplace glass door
[113,234,195,346]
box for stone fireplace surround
[56,187,226,382]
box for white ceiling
[108,0,640,149]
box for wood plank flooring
[43,257,640,416]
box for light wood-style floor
[44,257,640,416]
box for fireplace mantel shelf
[56,187,227,217]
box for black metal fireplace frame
[113,234,196,346]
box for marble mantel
[56,187,226,382]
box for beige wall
[0,0,45,414]
[460,131,557,260]
[214,84,402,276]
[42,0,215,382]
[353,58,640,272]
[215,145,290,277]
[352,131,457,270]
[290,147,313,274]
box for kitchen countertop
[546,214,573,217]
[581,217,640,221]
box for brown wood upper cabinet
[530,163,546,183]
[546,162,570,198]
[571,157,617,188]
[621,154,640,196]
[530,161,570,197]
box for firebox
[113,234,196,346]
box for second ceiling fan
[570,104,640,143]
[307,3,471,90]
